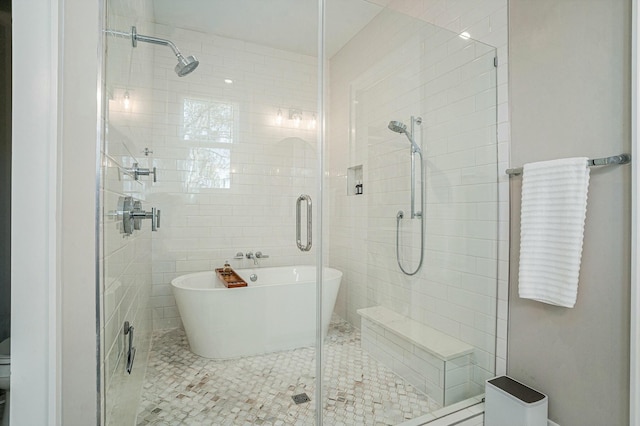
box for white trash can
[485,376,548,426]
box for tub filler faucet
[245,251,269,265]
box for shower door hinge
[494,57,498,67]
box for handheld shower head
[388,120,422,154]
[388,121,408,134]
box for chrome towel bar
[506,153,631,176]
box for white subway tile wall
[361,317,474,406]
[146,24,319,330]
[419,0,509,381]
[328,0,508,399]
[101,0,155,424]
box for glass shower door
[323,2,498,423]
[100,1,499,424]
[100,1,324,424]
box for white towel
[518,157,590,308]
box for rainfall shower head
[106,26,199,77]
[388,120,421,154]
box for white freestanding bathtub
[171,266,342,359]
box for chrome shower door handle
[124,321,136,374]
[296,194,312,251]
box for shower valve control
[119,196,160,234]
[131,206,161,231]
[126,162,157,182]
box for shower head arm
[104,28,132,40]
[104,27,182,57]
[131,27,182,57]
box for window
[183,98,234,143]
[182,98,236,189]
[185,147,231,190]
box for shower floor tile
[137,316,439,425]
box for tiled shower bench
[357,306,474,407]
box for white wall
[146,26,319,329]
[12,0,101,424]
[59,0,102,422]
[11,0,60,423]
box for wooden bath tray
[215,267,248,288]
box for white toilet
[0,338,9,426]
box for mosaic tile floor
[137,316,439,425]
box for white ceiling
[152,0,385,58]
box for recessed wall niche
[347,165,363,196]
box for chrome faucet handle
[233,252,244,259]
[255,251,269,259]
[127,163,157,182]
[129,201,160,232]
[245,252,254,259]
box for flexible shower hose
[395,149,425,276]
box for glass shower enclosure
[98,1,498,424]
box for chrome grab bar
[296,194,312,251]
